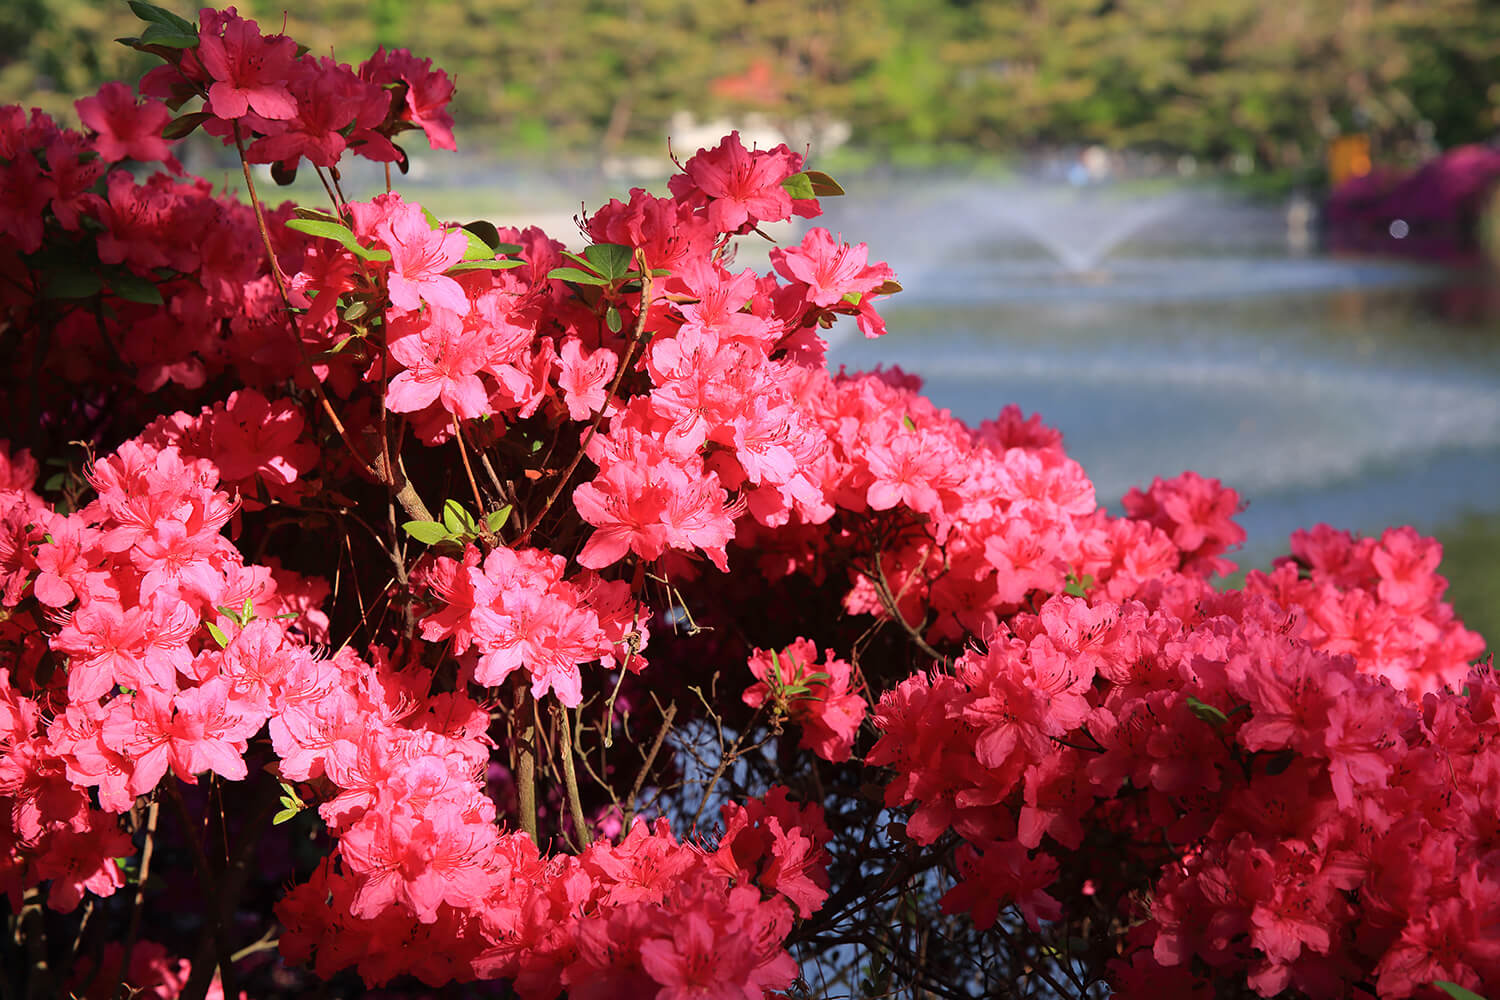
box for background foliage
[5,0,1498,168]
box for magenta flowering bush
[0,5,1495,998]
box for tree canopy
[4,0,1497,168]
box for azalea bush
[0,5,1496,999]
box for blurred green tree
[3,0,1495,168]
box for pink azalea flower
[195,10,299,121]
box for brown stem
[513,678,538,843]
[232,122,430,527]
[177,775,279,1000]
[232,123,290,304]
[624,701,676,826]
[19,888,54,1000]
[393,477,435,524]
[312,164,343,217]
[870,545,946,663]
[452,417,492,542]
[113,799,160,1000]
[554,703,591,847]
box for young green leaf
[1063,573,1095,598]
[284,218,391,262]
[448,259,525,272]
[1186,696,1230,727]
[458,220,521,256]
[546,267,610,286]
[139,23,198,47]
[461,228,496,260]
[485,505,513,532]
[205,621,229,649]
[781,172,816,200]
[605,305,623,333]
[160,110,214,141]
[293,207,342,223]
[442,498,476,535]
[582,243,633,281]
[127,0,198,34]
[1434,984,1487,1000]
[402,520,449,545]
[462,220,502,252]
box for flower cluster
[743,638,866,763]
[0,5,1490,998]
[869,574,1495,996]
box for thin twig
[554,703,592,847]
[113,799,160,1000]
[624,701,677,826]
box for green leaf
[283,218,357,243]
[139,23,198,47]
[582,243,634,281]
[462,220,502,251]
[43,270,103,301]
[781,172,816,200]
[160,110,213,140]
[485,505,513,532]
[348,243,390,263]
[901,414,916,431]
[803,170,845,197]
[843,291,863,306]
[458,222,523,258]
[205,621,229,649]
[442,499,476,535]
[448,259,525,272]
[1186,696,1230,727]
[605,305,622,333]
[242,596,254,622]
[127,0,197,34]
[284,218,391,262]
[461,228,496,260]
[108,272,162,305]
[1063,572,1095,598]
[272,807,300,826]
[293,207,341,223]
[342,300,369,321]
[1434,983,1487,1000]
[421,207,443,230]
[547,267,610,286]
[402,520,449,545]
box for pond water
[816,178,1500,569]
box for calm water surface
[818,180,1500,567]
